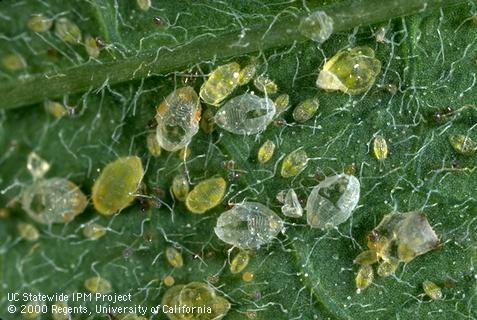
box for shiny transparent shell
[298,10,334,43]
[52,301,69,320]
[17,222,39,241]
[373,135,388,160]
[55,17,82,43]
[367,211,439,263]
[161,282,230,320]
[185,177,226,214]
[136,0,151,11]
[281,188,303,218]
[83,223,107,240]
[22,178,87,224]
[257,139,276,164]
[448,134,477,156]
[166,247,184,268]
[155,86,202,152]
[45,100,67,118]
[293,98,319,123]
[200,62,240,106]
[355,265,373,292]
[214,202,284,249]
[27,14,53,32]
[172,175,189,201]
[306,174,360,229]
[85,36,100,58]
[317,46,382,94]
[423,280,443,300]
[353,250,378,265]
[2,53,27,71]
[253,75,278,94]
[376,257,399,277]
[146,133,162,157]
[280,149,308,178]
[230,250,250,274]
[92,156,144,215]
[27,152,50,179]
[274,93,290,117]
[84,276,112,294]
[214,93,276,135]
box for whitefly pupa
[214,202,284,249]
[306,173,360,229]
[155,86,202,152]
[214,93,276,135]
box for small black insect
[153,16,163,26]
[433,106,453,122]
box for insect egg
[423,280,443,300]
[229,250,250,274]
[45,100,67,118]
[162,282,230,320]
[17,222,39,241]
[172,174,189,202]
[163,275,175,286]
[242,271,254,282]
[185,177,226,214]
[373,135,388,160]
[136,0,151,11]
[83,223,107,240]
[166,246,184,268]
[146,133,162,157]
[253,75,278,94]
[273,93,290,118]
[85,35,100,58]
[257,140,276,164]
[292,98,319,123]
[317,46,381,94]
[376,258,399,277]
[27,14,53,32]
[2,53,27,71]
[23,301,44,320]
[55,17,82,44]
[84,276,112,294]
[280,148,308,178]
[355,265,374,292]
[448,134,477,156]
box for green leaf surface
[1,1,476,320]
